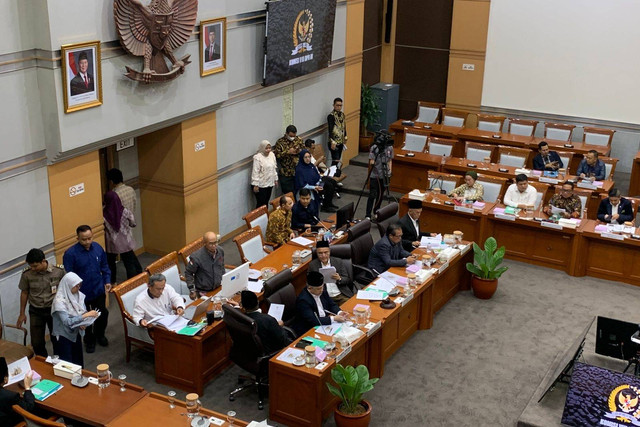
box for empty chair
[0,318,34,364]
[554,150,574,174]
[466,141,496,162]
[233,226,271,264]
[145,252,190,298]
[583,126,615,148]
[414,101,443,124]
[475,174,508,203]
[262,268,293,298]
[600,157,618,180]
[427,137,456,157]
[428,171,463,194]
[477,114,506,132]
[528,182,550,210]
[508,118,538,137]
[266,283,298,328]
[374,202,399,236]
[402,128,429,152]
[544,122,576,142]
[496,146,530,168]
[441,108,469,127]
[347,220,376,283]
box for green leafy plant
[360,83,381,134]
[327,364,379,414]
[465,237,508,279]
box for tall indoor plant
[327,364,379,427]
[465,236,508,299]
[359,83,380,151]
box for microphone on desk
[314,311,330,335]
[313,215,332,232]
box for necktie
[84,75,88,88]
[210,46,213,58]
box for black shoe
[322,206,338,213]
[85,343,96,353]
[97,336,109,347]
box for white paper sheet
[372,277,396,293]
[550,205,565,215]
[420,234,443,248]
[267,303,285,322]
[150,314,189,332]
[319,266,337,284]
[290,236,314,246]
[248,269,262,280]
[276,347,304,364]
[4,356,31,386]
[247,280,264,293]
[357,290,386,300]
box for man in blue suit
[293,271,348,336]
[597,188,634,224]
[368,223,416,274]
[532,141,563,171]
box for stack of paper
[149,314,189,332]
[290,236,314,246]
[357,289,387,300]
[419,234,443,248]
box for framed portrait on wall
[61,41,103,113]
[200,18,226,76]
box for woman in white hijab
[52,272,99,366]
[251,139,278,208]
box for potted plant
[465,236,508,299]
[327,364,379,427]
[359,83,380,152]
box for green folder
[301,337,328,349]
[31,379,62,401]
[504,206,517,215]
[177,323,206,336]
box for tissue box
[53,361,82,379]
[300,249,312,263]
[438,247,460,262]
[408,189,425,200]
[515,168,531,176]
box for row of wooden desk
[400,193,640,285]
[9,357,247,426]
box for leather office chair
[223,304,277,410]
[262,268,293,298]
[266,283,297,328]
[346,220,376,284]
[374,202,399,236]
[12,404,66,426]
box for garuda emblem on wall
[114,0,198,83]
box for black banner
[263,0,337,86]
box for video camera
[373,130,394,149]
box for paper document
[315,323,342,336]
[290,236,314,246]
[268,303,285,322]
[420,235,442,248]
[323,165,339,177]
[247,280,264,293]
[372,277,396,293]
[550,205,565,215]
[319,266,337,284]
[276,347,304,364]
[149,314,189,332]
[75,314,99,328]
[357,290,386,300]
[4,357,31,386]
[248,269,262,280]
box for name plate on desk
[438,262,450,274]
[364,321,381,336]
[495,213,516,221]
[454,206,474,214]
[577,182,597,190]
[601,232,625,241]
[401,293,414,306]
[540,221,563,230]
[335,345,351,363]
[461,244,472,254]
[539,177,559,184]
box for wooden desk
[250,242,312,293]
[399,193,494,245]
[390,151,444,193]
[19,357,146,426]
[529,137,610,172]
[629,151,640,196]
[457,128,534,148]
[484,205,581,275]
[575,220,640,286]
[106,392,248,426]
[389,119,463,147]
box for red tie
[84,75,88,88]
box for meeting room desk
[388,119,464,147]
[106,392,248,426]
[399,193,494,245]
[11,357,146,426]
[484,205,581,275]
[457,128,534,149]
[528,137,611,173]
[390,150,444,193]
[629,151,640,196]
[574,220,640,286]
[268,244,472,427]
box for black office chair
[266,283,298,328]
[311,244,360,296]
[346,221,376,285]
[222,304,277,410]
[374,202,399,236]
[262,268,293,298]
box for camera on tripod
[373,130,394,149]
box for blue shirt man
[291,188,319,230]
[576,150,606,181]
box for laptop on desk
[182,296,211,321]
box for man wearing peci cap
[70,51,94,96]
[240,290,292,354]
[307,240,355,305]
[293,271,349,336]
[398,199,436,251]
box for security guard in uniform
[17,248,65,357]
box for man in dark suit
[398,199,435,251]
[308,240,354,305]
[240,291,292,354]
[205,29,221,62]
[69,51,94,96]
[293,271,348,336]
[368,223,416,274]
[0,357,36,426]
[532,141,563,171]
[597,188,634,224]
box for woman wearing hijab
[450,170,484,202]
[52,272,99,366]
[104,190,142,282]
[294,150,338,212]
[251,140,278,208]
[0,358,35,426]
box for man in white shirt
[133,273,185,327]
[307,241,355,305]
[503,174,537,209]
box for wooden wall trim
[344,52,364,66]
[450,49,486,59]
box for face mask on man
[287,135,294,141]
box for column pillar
[343,0,366,163]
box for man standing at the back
[63,225,111,353]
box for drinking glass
[96,364,112,389]
[185,393,200,418]
[118,374,126,392]
[167,390,176,409]
[227,410,237,426]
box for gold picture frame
[61,41,103,113]
[200,17,227,77]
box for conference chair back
[553,187,591,218]
[112,272,154,362]
[233,226,269,264]
[266,283,298,327]
[600,157,618,181]
[402,128,429,152]
[347,220,374,266]
[583,126,615,147]
[145,251,190,299]
[627,197,640,225]
[0,318,33,364]
[528,181,550,210]
[477,114,506,132]
[475,174,508,203]
[508,118,538,137]
[222,304,270,376]
[262,268,293,298]
[178,237,205,268]
[414,101,443,124]
[544,122,576,142]
[465,141,496,163]
[427,137,456,157]
[554,150,574,174]
[496,145,531,168]
[428,171,463,195]
[12,404,66,427]
[374,202,399,236]
[441,108,468,127]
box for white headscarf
[52,272,87,317]
[258,140,271,156]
